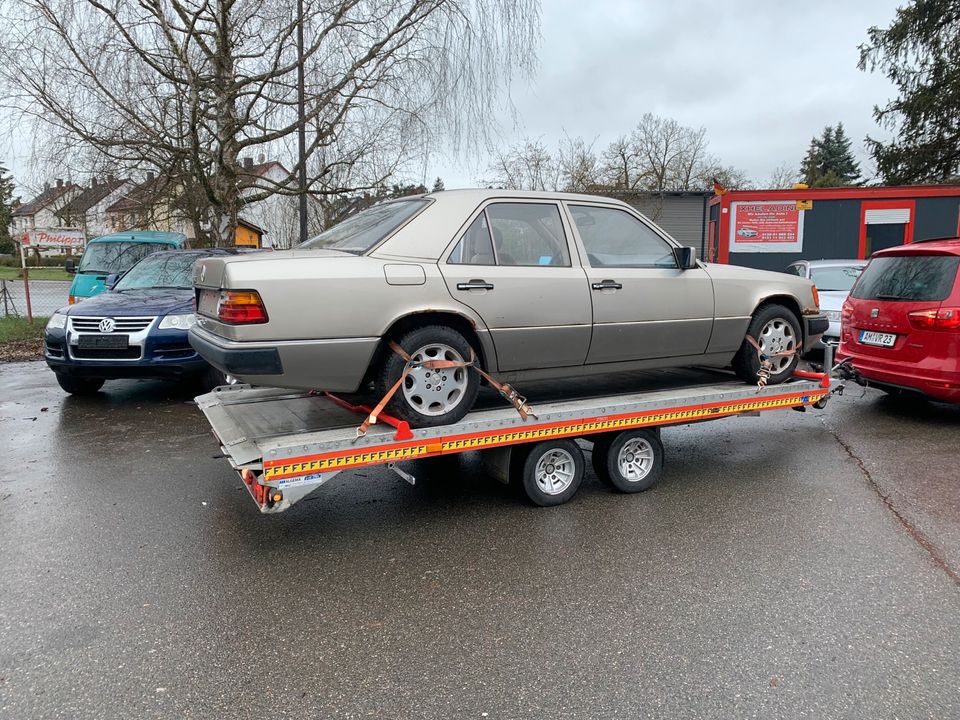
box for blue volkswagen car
[45,249,231,395]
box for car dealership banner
[729,201,804,253]
[20,228,85,249]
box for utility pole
[296,0,307,244]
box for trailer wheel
[518,439,584,506]
[590,433,614,481]
[594,429,663,493]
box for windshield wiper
[875,293,907,300]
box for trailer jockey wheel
[518,439,585,507]
[593,429,664,493]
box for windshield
[114,253,199,291]
[78,242,171,274]
[851,255,960,302]
[300,199,428,254]
[810,265,864,292]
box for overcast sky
[3,0,903,192]
[427,0,904,188]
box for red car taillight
[217,290,268,324]
[908,307,960,331]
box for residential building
[106,172,196,240]
[10,179,83,237]
[56,177,134,238]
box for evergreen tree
[800,124,861,187]
[0,165,15,255]
[859,0,960,183]
[431,177,445,192]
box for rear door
[845,251,960,362]
[439,201,592,371]
[565,203,715,363]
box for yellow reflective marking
[262,393,827,480]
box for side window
[570,205,677,268]
[485,203,570,267]
[784,264,804,276]
[448,213,495,265]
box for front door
[566,203,715,363]
[439,201,592,371]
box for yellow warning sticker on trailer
[262,390,827,482]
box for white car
[736,227,758,238]
[784,259,866,343]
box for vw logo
[98,318,116,333]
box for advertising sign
[730,201,804,253]
[20,228,86,249]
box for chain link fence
[0,278,71,319]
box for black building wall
[915,196,960,240]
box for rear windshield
[114,253,200,291]
[300,199,428,254]
[851,255,960,302]
[78,242,171,274]
[810,265,863,292]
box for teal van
[66,230,187,304]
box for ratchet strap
[744,334,797,390]
[356,341,537,437]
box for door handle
[592,280,623,290]
[457,280,495,291]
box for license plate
[198,290,220,318]
[859,330,896,347]
[77,334,129,350]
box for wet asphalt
[1,361,958,719]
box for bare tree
[0,0,539,245]
[483,138,559,191]
[599,114,750,192]
[767,162,800,189]
[557,135,601,192]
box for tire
[198,365,228,392]
[518,439,585,507]
[378,325,481,428]
[55,374,104,396]
[590,433,615,483]
[594,429,664,493]
[732,303,802,385]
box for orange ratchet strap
[355,341,537,437]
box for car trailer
[195,366,837,514]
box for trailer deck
[195,368,833,513]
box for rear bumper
[836,345,960,404]
[188,326,378,392]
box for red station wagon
[838,238,960,403]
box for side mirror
[64,259,76,274]
[104,273,120,290]
[674,246,698,270]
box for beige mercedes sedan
[189,189,827,427]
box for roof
[874,237,960,257]
[427,188,639,203]
[56,178,130,218]
[794,259,868,268]
[89,230,187,245]
[12,182,81,217]
[106,175,172,213]
[237,217,267,234]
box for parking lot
[1,359,959,719]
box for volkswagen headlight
[46,312,68,330]
[159,313,197,330]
